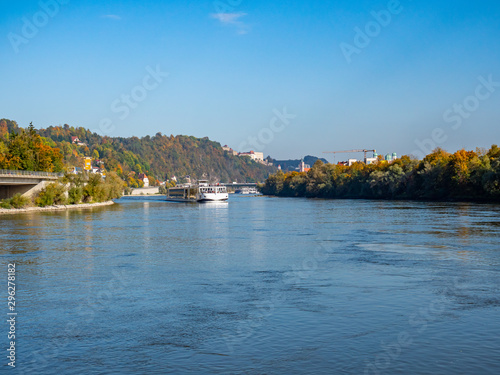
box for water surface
[1,196,500,374]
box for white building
[138,173,149,187]
[239,151,264,163]
[298,160,311,172]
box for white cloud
[210,12,247,24]
[210,12,249,34]
[101,15,122,20]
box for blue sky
[1,0,500,160]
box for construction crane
[323,149,377,164]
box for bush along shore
[259,146,500,203]
[0,171,125,213]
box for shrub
[93,184,109,202]
[0,194,31,209]
[0,200,12,209]
[104,172,126,199]
[68,186,83,204]
[82,174,102,202]
[35,183,67,207]
[10,193,30,209]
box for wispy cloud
[210,12,249,34]
[211,12,246,24]
[101,15,122,20]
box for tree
[0,120,8,139]
[0,123,63,172]
[147,174,156,186]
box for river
[1,195,500,374]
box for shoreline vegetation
[0,171,125,211]
[0,201,115,215]
[260,146,500,203]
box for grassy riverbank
[260,146,500,202]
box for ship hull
[197,197,228,202]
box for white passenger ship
[235,186,259,195]
[166,180,228,202]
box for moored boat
[166,180,228,202]
[235,186,259,195]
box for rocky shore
[0,201,115,215]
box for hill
[1,119,276,185]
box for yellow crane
[323,149,376,164]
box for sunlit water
[1,196,500,374]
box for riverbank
[261,147,500,202]
[0,200,115,215]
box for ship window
[168,190,184,197]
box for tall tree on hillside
[0,120,8,139]
[0,123,63,172]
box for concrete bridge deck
[0,169,63,199]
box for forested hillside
[261,147,500,202]
[1,119,276,185]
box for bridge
[221,183,258,193]
[0,169,62,200]
[221,183,257,187]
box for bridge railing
[0,169,63,178]
[220,183,258,186]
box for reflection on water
[1,196,500,374]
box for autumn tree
[0,123,63,172]
[0,120,8,139]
